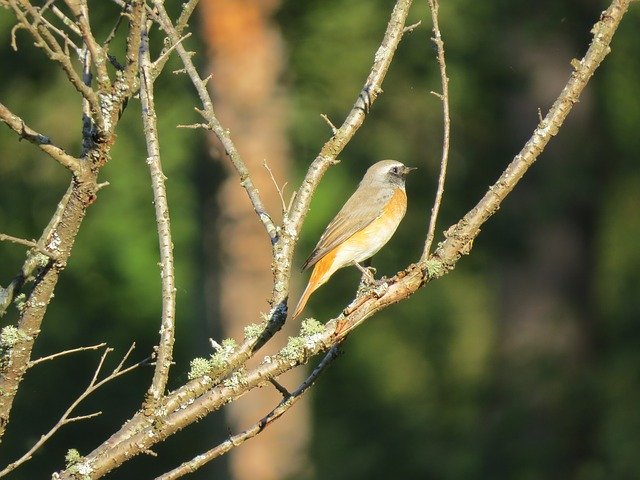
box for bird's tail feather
[291,250,336,319]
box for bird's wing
[302,185,393,270]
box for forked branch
[0,345,144,477]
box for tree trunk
[200,1,311,479]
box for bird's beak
[402,166,417,176]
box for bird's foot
[355,263,377,285]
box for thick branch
[0,178,101,442]
[156,345,341,480]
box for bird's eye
[391,166,399,174]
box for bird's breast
[333,187,407,267]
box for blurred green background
[1,0,640,479]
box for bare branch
[0,102,81,172]
[33,2,82,56]
[139,12,177,405]
[29,342,107,367]
[152,32,192,70]
[9,0,104,129]
[156,346,341,480]
[151,1,279,242]
[64,0,111,88]
[422,0,451,260]
[320,113,338,135]
[0,346,144,477]
[50,5,82,36]
[0,233,37,249]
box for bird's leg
[355,259,376,285]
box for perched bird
[292,160,415,319]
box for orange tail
[291,250,337,319]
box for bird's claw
[355,263,377,285]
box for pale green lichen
[14,293,26,313]
[223,370,246,389]
[243,323,263,340]
[65,448,82,467]
[188,338,238,380]
[64,449,91,480]
[279,336,306,362]
[300,318,325,337]
[423,258,443,278]
[1,325,31,348]
[221,338,236,353]
[188,357,212,380]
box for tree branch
[0,345,144,477]
[0,102,81,172]
[422,0,451,260]
[62,0,110,89]
[151,0,278,242]
[156,345,341,480]
[28,342,107,367]
[9,0,105,130]
[139,10,177,406]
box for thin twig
[29,342,107,367]
[320,113,338,135]
[34,2,82,57]
[152,32,192,70]
[268,378,290,398]
[50,5,82,36]
[0,102,81,172]
[422,0,451,260]
[0,233,36,249]
[155,346,341,480]
[287,0,414,235]
[63,0,110,87]
[0,346,145,477]
[139,12,177,405]
[264,161,288,214]
[9,0,105,130]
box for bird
[292,159,415,320]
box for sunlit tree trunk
[200,1,311,479]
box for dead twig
[29,342,107,367]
